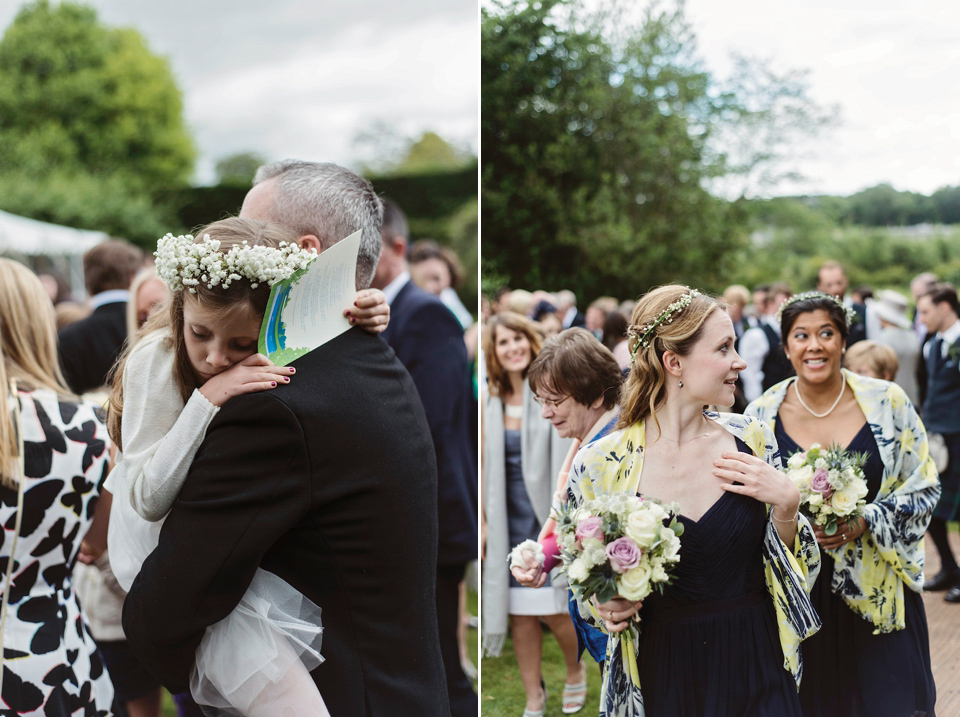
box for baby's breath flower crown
[155,233,316,293]
[627,290,701,362]
[775,291,857,327]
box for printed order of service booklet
[258,229,361,365]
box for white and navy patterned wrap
[566,412,821,717]
[746,369,941,634]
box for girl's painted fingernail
[345,310,352,316]
[349,317,356,323]
[283,377,290,382]
[289,368,296,374]
[271,381,277,387]
[354,301,359,306]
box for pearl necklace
[794,380,845,419]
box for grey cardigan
[481,381,572,656]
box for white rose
[567,557,589,583]
[831,489,857,515]
[849,476,869,500]
[806,491,823,507]
[787,452,806,470]
[789,465,814,491]
[663,533,681,562]
[618,563,652,601]
[651,563,669,583]
[626,509,660,547]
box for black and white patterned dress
[0,388,114,716]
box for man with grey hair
[556,289,585,329]
[124,160,450,715]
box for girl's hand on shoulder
[593,596,644,633]
[713,451,800,517]
[346,289,389,334]
[198,353,296,407]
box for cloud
[0,0,478,184]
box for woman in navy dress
[746,291,938,717]
[559,285,822,717]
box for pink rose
[605,537,642,574]
[575,516,605,543]
[810,468,832,495]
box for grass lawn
[157,589,478,716]
[480,626,603,717]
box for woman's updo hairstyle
[778,292,850,345]
[618,284,721,430]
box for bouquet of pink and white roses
[527,493,683,686]
[785,443,869,536]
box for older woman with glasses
[482,312,582,717]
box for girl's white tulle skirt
[190,568,326,716]
[105,465,326,715]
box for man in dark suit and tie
[123,161,450,715]
[58,240,143,394]
[916,283,960,601]
[371,198,478,717]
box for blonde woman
[566,285,821,717]
[481,311,583,717]
[0,259,115,715]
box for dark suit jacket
[58,301,127,394]
[123,328,449,716]
[382,280,478,567]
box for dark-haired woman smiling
[746,291,938,717]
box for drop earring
[678,378,684,388]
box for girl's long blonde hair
[0,259,74,487]
[106,217,301,451]
[618,284,721,432]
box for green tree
[0,0,195,244]
[482,0,746,299]
[215,152,268,186]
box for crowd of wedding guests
[482,260,958,716]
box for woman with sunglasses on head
[746,291,937,717]
[481,311,585,717]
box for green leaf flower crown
[627,290,701,361]
[774,291,858,327]
[155,233,316,293]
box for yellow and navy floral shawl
[746,369,940,634]
[566,412,821,717]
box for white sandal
[561,679,587,714]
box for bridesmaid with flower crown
[746,291,937,717]
[521,284,822,717]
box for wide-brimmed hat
[871,289,911,329]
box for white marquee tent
[0,209,108,300]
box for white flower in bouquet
[814,457,828,470]
[807,491,823,507]
[660,529,681,561]
[652,562,669,583]
[618,563,653,601]
[626,509,660,546]
[828,468,843,489]
[790,465,814,492]
[831,488,858,515]
[787,451,807,470]
[568,557,590,582]
[583,539,608,568]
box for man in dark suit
[58,240,142,394]
[123,161,450,715]
[371,199,478,717]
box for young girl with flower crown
[104,217,389,717]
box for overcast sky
[681,0,960,196]
[0,0,478,184]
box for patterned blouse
[746,369,941,634]
[567,412,821,717]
